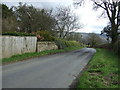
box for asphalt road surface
[2,48,96,88]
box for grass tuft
[1,46,83,65]
[77,48,119,88]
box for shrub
[54,38,66,49]
[95,40,120,55]
[54,38,80,49]
[36,30,54,41]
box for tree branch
[103,2,112,22]
[94,2,106,10]
[117,1,120,26]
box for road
[2,48,96,88]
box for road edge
[69,50,96,89]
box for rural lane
[2,48,96,88]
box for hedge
[54,38,80,49]
[2,32,36,36]
[2,31,81,49]
[36,30,55,41]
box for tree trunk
[63,32,68,39]
[111,24,118,45]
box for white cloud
[73,0,109,33]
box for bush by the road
[95,41,120,55]
[36,31,80,49]
[36,30,55,41]
[54,38,80,49]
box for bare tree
[66,32,82,41]
[74,0,120,44]
[87,33,103,47]
[54,6,82,39]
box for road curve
[2,48,96,88]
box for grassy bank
[77,48,119,88]
[1,46,83,65]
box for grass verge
[1,46,83,65]
[77,48,119,88]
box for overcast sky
[2,0,109,33]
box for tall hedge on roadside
[54,38,80,49]
[36,30,80,49]
[2,32,35,36]
[36,30,54,41]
